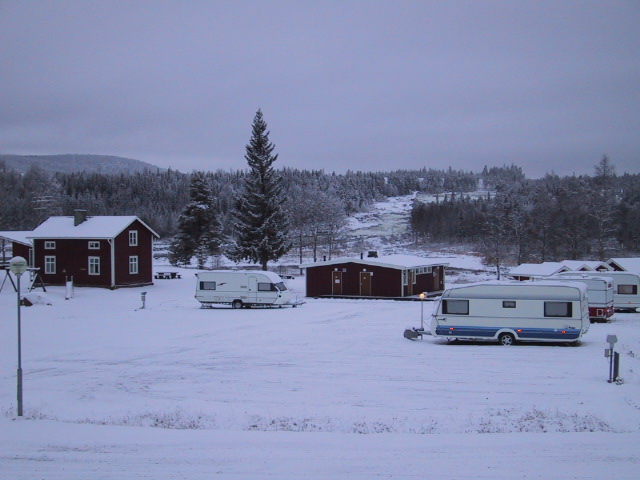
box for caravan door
[247,276,259,304]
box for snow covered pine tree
[227,109,290,270]
[168,171,223,268]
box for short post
[605,334,619,383]
[9,256,28,417]
[141,291,147,309]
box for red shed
[300,254,447,298]
[0,231,33,266]
[28,211,160,288]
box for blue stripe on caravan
[435,325,580,340]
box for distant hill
[0,154,163,175]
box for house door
[360,272,372,296]
[432,268,440,291]
[332,271,343,295]
[407,270,415,296]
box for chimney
[74,209,87,226]
[367,251,378,258]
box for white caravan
[556,271,640,312]
[195,270,301,308]
[430,281,590,345]
[546,275,614,322]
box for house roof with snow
[300,254,448,270]
[507,262,570,278]
[560,260,611,271]
[0,231,33,246]
[28,216,160,240]
[606,257,640,273]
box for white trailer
[556,271,640,312]
[546,274,614,322]
[195,270,302,308]
[429,281,589,345]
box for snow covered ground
[1,263,639,479]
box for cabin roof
[0,231,33,246]
[560,260,611,271]
[508,262,569,277]
[606,257,640,273]
[28,216,160,240]
[300,254,448,270]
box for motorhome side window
[442,299,469,315]
[258,282,276,292]
[200,281,216,290]
[618,284,638,295]
[544,301,572,317]
[502,301,516,308]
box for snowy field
[1,262,639,479]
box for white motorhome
[556,271,640,312]
[430,281,590,345]
[195,270,301,308]
[546,275,614,322]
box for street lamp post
[9,256,28,417]
[419,292,426,330]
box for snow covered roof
[560,260,611,271]
[0,230,33,246]
[606,257,640,273]
[508,262,569,277]
[28,216,160,240]
[300,254,448,270]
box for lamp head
[9,256,28,276]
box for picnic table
[154,271,182,280]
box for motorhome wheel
[498,332,515,346]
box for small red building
[0,231,33,266]
[28,211,159,288]
[300,254,447,298]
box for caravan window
[618,284,638,295]
[258,282,277,291]
[443,299,469,315]
[275,282,288,291]
[544,301,572,317]
[200,281,216,290]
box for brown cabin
[27,211,160,288]
[0,231,33,267]
[300,254,447,298]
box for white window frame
[44,241,56,250]
[88,256,100,275]
[44,256,56,274]
[88,241,100,250]
[129,230,138,246]
[129,256,139,274]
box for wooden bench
[154,272,182,280]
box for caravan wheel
[231,300,243,309]
[498,332,515,346]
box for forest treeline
[411,158,640,265]
[0,160,480,235]
[1,158,638,265]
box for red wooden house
[0,231,33,266]
[300,254,447,298]
[27,210,159,288]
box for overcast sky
[1,0,639,177]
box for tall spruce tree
[227,109,290,270]
[168,171,223,268]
